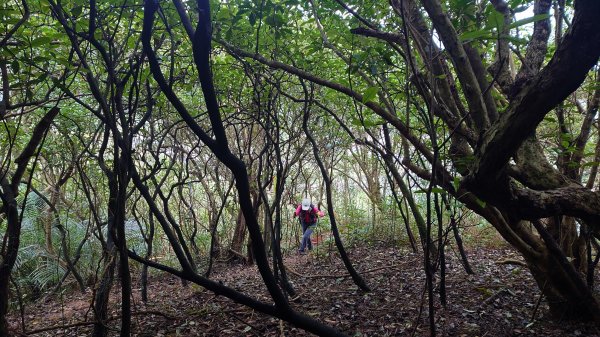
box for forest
[1,0,600,336]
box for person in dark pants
[294,198,324,254]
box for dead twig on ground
[476,288,515,311]
[495,258,527,267]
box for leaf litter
[8,243,600,336]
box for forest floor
[7,242,600,336]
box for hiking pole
[315,217,320,258]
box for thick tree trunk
[488,214,600,321]
[0,180,20,336]
[92,177,118,337]
[526,250,600,320]
[92,246,117,337]
[230,208,248,260]
[41,187,58,256]
[115,157,132,337]
[533,219,600,320]
[231,190,261,263]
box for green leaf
[362,86,378,103]
[32,56,49,63]
[30,36,53,47]
[10,60,19,73]
[2,17,21,25]
[350,116,384,127]
[453,176,460,192]
[486,9,505,31]
[560,133,573,144]
[431,187,445,194]
[350,117,362,126]
[216,8,231,21]
[364,118,385,127]
[71,5,82,17]
[265,14,284,27]
[459,29,493,42]
[503,36,529,45]
[507,14,551,30]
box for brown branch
[228,248,248,262]
[512,0,552,96]
[476,288,512,311]
[11,107,60,190]
[511,184,600,222]
[489,0,514,94]
[332,0,376,30]
[569,69,600,179]
[421,0,490,132]
[350,27,405,46]
[585,122,600,189]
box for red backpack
[300,205,318,224]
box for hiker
[294,198,324,254]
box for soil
[7,243,600,336]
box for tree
[217,0,600,321]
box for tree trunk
[41,187,58,256]
[115,156,132,337]
[488,214,600,321]
[230,208,248,260]
[450,217,473,275]
[141,210,155,303]
[526,250,600,320]
[0,179,21,336]
[92,246,117,337]
[92,175,118,337]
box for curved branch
[421,0,490,132]
[513,184,600,223]
[512,0,552,95]
[469,0,600,186]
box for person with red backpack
[294,198,324,254]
